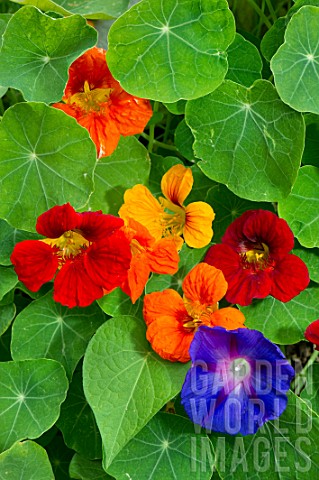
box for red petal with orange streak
[10,240,58,291]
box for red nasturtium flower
[53,47,153,158]
[205,210,310,306]
[120,218,179,304]
[119,164,215,249]
[305,320,319,351]
[143,263,246,362]
[10,204,131,308]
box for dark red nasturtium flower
[204,209,309,306]
[10,203,132,308]
[53,47,153,158]
[305,320,319,351]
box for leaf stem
[147,101,159,152]
[293,349,319,396]
[264,0,277,23]
[247,0,272,29]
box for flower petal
[79,113,120,158]
[53,256,104,308]
[36,203,80,238]
[10,240,58,291]
[182,263,228,306]
[147,238,179,274]
[161,164,193,206]
[119,185,164,241]
[79,211,123,242]
[109,92,152,136]
[84,230,132,291]
[184,202,215,248]
[270,254,310,302]
[305,319,319,350]
[205,244,272,306]
[122,255,151,304]
[210,307,246,329]
[143,290,192,362]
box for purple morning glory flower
[181,326,294,436]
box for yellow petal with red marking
[184,201,215,248]
[161,164,193,206]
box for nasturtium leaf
[186,79,305,201]
[0,303,16,336]
[301,363,319,414]
[10,0,130,19]
[0,267,18,301]
[239,286,319,344]
[88,136,150,214]
[278,166,319,248]
[303,121,319,167]
[0,219,42,266]
[107,0,235,102]
[260,16,287,62]
[98,289,142,317]
[293,241,319,283]
[205,182,274,242]
[11,291,106,379]
[0,6,97,103]
[0,359,68,452]
[0,440,54,480]
[108,412,214,480]
[212,393,319,479]
[146,243,207,294]
[0,102,96,232]
[164,100,186,115]
[69,454,111,480]
[271,6,319,114]
[83,315,189,469]
[175,119,196,161]
[47,434,75,480]
[226,33,262,87]
[57,371,102,460]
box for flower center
[182,296,218,331]
[161,198,185,238]
[69,80,113,112]
[241,242,269,270]
[42,230,90,259]
[229,357,251,382]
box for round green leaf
[293,243,319,283]
[0,441,54,480]
[88,136,151,214]
[260,16,287,62]
[47,434,74,480]
[0,102,96,232]
[303,122,319,167]
[0,219,42,266]
[175,119,196,161]
[239,286,319,344]
[10,0,130,19]
[0,267,18,301]
[0,6,97,103]
[57,371,102,460]
[83,315,189,469]
[108,412,213,480]
[213,393,319,479]
[226,33,262,87]
[278,166,319,248]
[97,288,142,317]
[0,359,68,452]
[186,79,305,201]
[11,291,106,378]
[107,0,235,102]
[0,303,16,337]
[69,454,111,480]
[271,6,319,114]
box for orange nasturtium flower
[120,218,179,304]
[119,164,215,249]
[53,47,153,158]
[143,263,246,362]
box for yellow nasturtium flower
[119,164,215,249]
